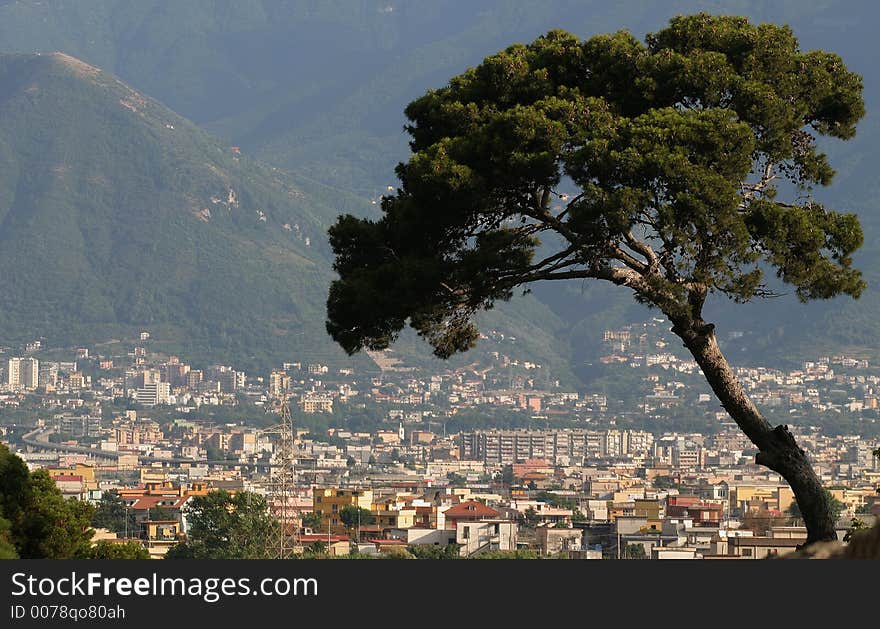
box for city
[2,319,877,559]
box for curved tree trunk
[669,316,836,545]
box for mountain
[1,1,874,199]
[0,2,879,379]
[0,52,345,369]
[0,52,579,378]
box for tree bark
[669,316,836,545]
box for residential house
[456,520,518,557]
[536,526,583,556]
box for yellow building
[372,505,417,529]
[777,486,795,514]
[48,463,95,482]
[375,430,401,444]
[633,498,662,520]
[47,463,98,492]
[139,469,168,484]
[116,453,139,470]
[828,487,864,512]
[269,370,290,398]
[730,484,794,513]
[313,488,374,533]
[68,372,86,389]
[143,520,183,559]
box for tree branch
[524,193,582,247]
[516,264,682,311]
[519,244,580,274]
[740,160,776,204]
[686,283,708,319]
[540,187,551,210]
[642,197,682,282]
[622,229,660,271]
[558,191,587,221]
[610,246,648,274]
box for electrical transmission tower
[263,395,300,558]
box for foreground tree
[165,491,275,559]
[0,444,94,558]
[407,543,461,559]
[91,489,138,537]
[0,443,28,559]
[20,471,95,558]
[327,14,865,544]
[0,517,16,559]
[339,505,375,533]
[300,511,324,530]
[83,540,150,560]
[624,544,647,560]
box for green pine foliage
[326,15,864,360]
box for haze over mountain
[0,52,341,368]
[0,1,878,382]
[0,51,576,377]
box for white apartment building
[7,357,39,390]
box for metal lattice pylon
[263,395,300,558]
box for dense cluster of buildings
[5,411,878,558]
[1,325,879,558]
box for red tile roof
[443,500,500,519]
[129,496,188,510]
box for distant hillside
[0,52,579,379]
[0,52,345,368]
[0,1,874,198]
